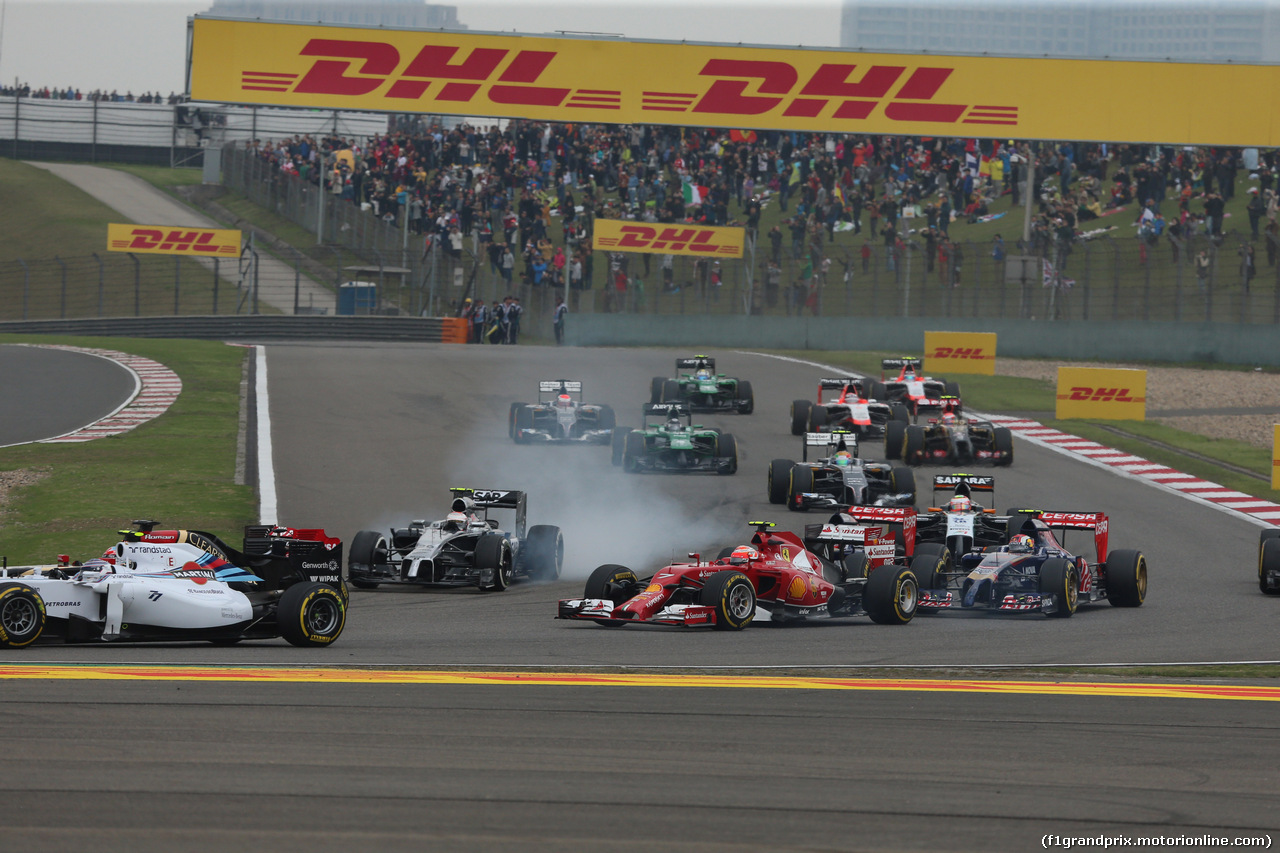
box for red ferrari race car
[557,521,919,630]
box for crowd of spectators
[238,115,1273,313]
[0,82,183,103]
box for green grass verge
[0,334,255,565]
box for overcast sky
[0,0,844,95]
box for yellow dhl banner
[189,17,1280,145]
[923,331,996,376]
[592,220,745,259]
[1055,367,1146,421]
[108,224,241,257]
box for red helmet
[729,545,759,564]
[555,394,573,408]
[948,495,972,513]
[942,412,957,425]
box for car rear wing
[803,429,856,461]
[832,505,918,556]
[805,523,898,569]
[677,356,715,372]
[1010,509,1109,562]
[881,357,922,378]
[818,377,861,404]
[449,487,527,536]
[538,379,582,399]
[644,403,691,419]
[932,473,993,502]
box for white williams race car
[0,521,349,648]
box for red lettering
[693,60,797,115]
[884,68,966,122]
[128,229,163,250]
[1069,386,1092,401]
[158,230,203,252]
[387,45,507,100]
[953,347,975,358]
[489,50,569,106]
[616,226,657,248]
[793,64,904,120]
[650,227,703,251]
[294,39,399,97]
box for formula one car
[1258,529,1280,595]
[347,488,563,591]
[805,505,921,565]
[868,358,960,420]
[910,509,1148,617]
[0,520,348,648]
[888,399,1013,467]
[911,474,1015,557]
[650,355,753,414]
[556,521,918,629]
[791,377,910,437]
[613,404,738,474]
[510,380,615,445]
[767,430,915,511]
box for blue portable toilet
[337,281,378,315]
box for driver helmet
[948,495,972,513]
[903,365,916,378]
[443,511,468,532]
[695,368,712,380]
[100,547,118,565]
[1008,534,1035,553]
[729,545,759,564]
[555,393,573,409]
[941,412,957,425]
[833,450,853,467]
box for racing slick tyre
[736,380,754,414]
[767,459,796,504]
[943,380,961,402]
[863,564,918,625]
[1104,549,1147,607]
[597,405,616,432]
[807,405,829,431]
[661,379,682,404]
[910,546,949,614]
[623,432,645,473]
[884,420,906,460]
[1261,537,1280,595]
[650,377,666,405]
[0,582,45,648]
[868,381,887,401]
[1039,557,1079,618]
[903,425,926,465]
[477,533,515,591]
[278,582,346,647]
[889,402,910,424]
[523,525,565,582]
[584,564,640,627]
[347,530,387,589]
[843,549,871,580]
[508,402,528,438]
[715,433,739,475]
[513,406,535,444]
[889,465,917,504]
[787,465,815,511]
[993,427,1014,467]
[700,570,756,631]
[611,429,629,466]
[790,400,812,436]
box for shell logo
[788,576,807,599]
[645,583,662,594]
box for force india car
[557,521,918,630]
[868,358,960,419]
[790,377,910,438]
[912,474,1018,557]
[910,509,1148,617]
[347,488,563,591]
[887,398,1013,467]
[0,520,348,648]
[650,355,754,414]
[510,380,616,445]
[1258,529,1280,595]
[768,430,916,511]
[612,404,738,474]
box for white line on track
[255,345,277,526]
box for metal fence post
[129,253,140,316]
[174,256,181,315]
[294,251,302,314]
[213,258,220,315]
[55,256,67,319]
[92,252,104,316]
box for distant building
[204,0,464,30]
[841,0,1280,63]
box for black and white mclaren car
[510,380,615,444]
[347,488,564,591]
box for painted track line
[1,665,1277,701]
[255,344,277,525]
[739,351,1280,529]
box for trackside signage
[107,224,241,257]
[1055,367,1146,421]
[1273,425,1280,490]
[923,331,996,376]
[592,219,745,259]
[187,17,1280,144]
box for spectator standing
[1247,188,1265,238]
[1195,248,1212,291]
[553,296,567,345]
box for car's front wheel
[278,582,346,647]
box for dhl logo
[928,347,993,360]
[593,220,745,259]
[1059,387,1146,403]
[237,38,1017,126]
[107,224,241,257]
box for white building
[204,0,464,30]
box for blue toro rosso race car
[910,509,1148,617]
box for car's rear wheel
[889,402,910,423]
[701,570,755,631]
[1104,549,1147,606]
[623,431,645,473]
[347,529,386,589]
[611,428,628,466]
[869,381,887,401]
[523,525,564,582]
[993,427,1014,466]
[807,405,828,431]
[1262,537,1280,595]
[943,380,961,403]
[278,582,346,647]
[884,420,906,460]
[903,425,926,464]
[650,377,666,405]
[0,583,45,648]
[476,533,514,591]
[596,405,616,432]
[889,465,917,504]
[508,402,528,438]
[790,400,811,436]
[767,459,795,504]
[661,379,681,403]
[788,465,815,511]
[737,380,754,414]
[513,405,534,444]
[863,564,918,624]
[715,433,739,475]
[1039,557,1078,617]
[584,564,640,627]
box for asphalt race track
[0,343,136,446]
[2,341,1276,852]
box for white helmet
[444,511,467,532]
